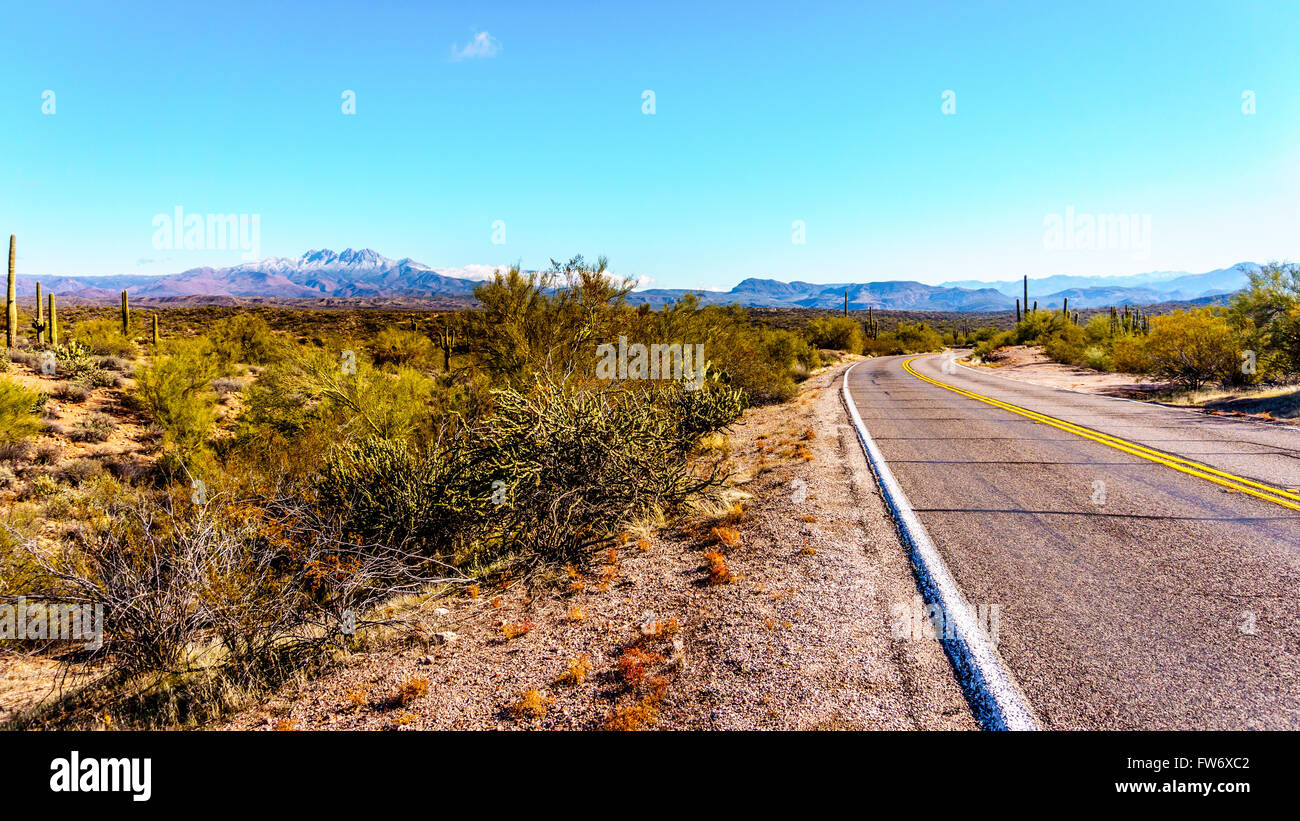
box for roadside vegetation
[0,254,877,728]
[970,262,1298,394]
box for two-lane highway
[848,354,1300,729]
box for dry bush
[511,688,553,720]
[397,675,429,706]
[24,486,461,680]
[68,413,116,443]
[501,619,534,640]
[617,647,664,688]
[642,617,679,639]
[605,698,659,731]
[703,550,734,585]
[557,654,593,686]
[709,526,741,548]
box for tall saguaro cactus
[32,282,45,343]
[120,290,130,336]
[1015,298,1021,323]
[1023,275,1029,318]
[152,313,159,346]
[6,235,16,348]
[438,326,457,372]
[47,294,57,346]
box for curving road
[847,353,1300,729]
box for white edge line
[841,360,1039,731]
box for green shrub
[53,341,98,380]
[890,321,946,354]
[805,316,864,354]
[1144,308,1242,390]
[318,379,745,567]
[1110,335,1151,374]
[0,378,42,444]
[1043,323,1087,365]
[70,318,137,358]
[69,412,117,443]
[133,339,219,458]
[1082,346,1112,371]
[371,327,437,370]
[211,314,278,366]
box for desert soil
[965,345,1164,398]
[964,344,1300,426]
[220,360,976,731]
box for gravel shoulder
[219,361,975,731]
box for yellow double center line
[903,355,1300,513]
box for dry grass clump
[709,525,741,548]
[344,687,368,710]
[557,654,593,686]
[501,619,535,640]
[605,697,659,731]
[511,688,554,720]
[617,647,664,688]
[396,675,429,706]
[703,550,734,585]
[642,617,678,639]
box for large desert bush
[133,339,219,459]
[1144,309,1243,390]
[210,313,278,366]
[806,316,864,354]
[70,318,137,358]
[371,327,437,370]
[317,377,745,568]
[0,378,42,445]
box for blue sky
[2,0,1297,289]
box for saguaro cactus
[1015,298,1021,323]
[120,290,130,336]
[1062,296,1069,319]
[32,282,45,343]
[438,327,457,372]
[6,235,16,348]
[1023,275,1029,318]
[152,312,159,346]
[843,290,848,316]
[47,294,57,345]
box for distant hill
[941,263,1259,308]
[15,251,1261,312]
[629,279,1015,311]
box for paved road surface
[847,353,1300,729]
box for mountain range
[16,250,1260,312]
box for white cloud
[450,31,501,61]
[632,275,654,290]
[433,263,509,281]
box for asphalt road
[847,353,1300,729]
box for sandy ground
[966,345,1163,398]
[217,362,976,731]
[965,345,1300,427]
